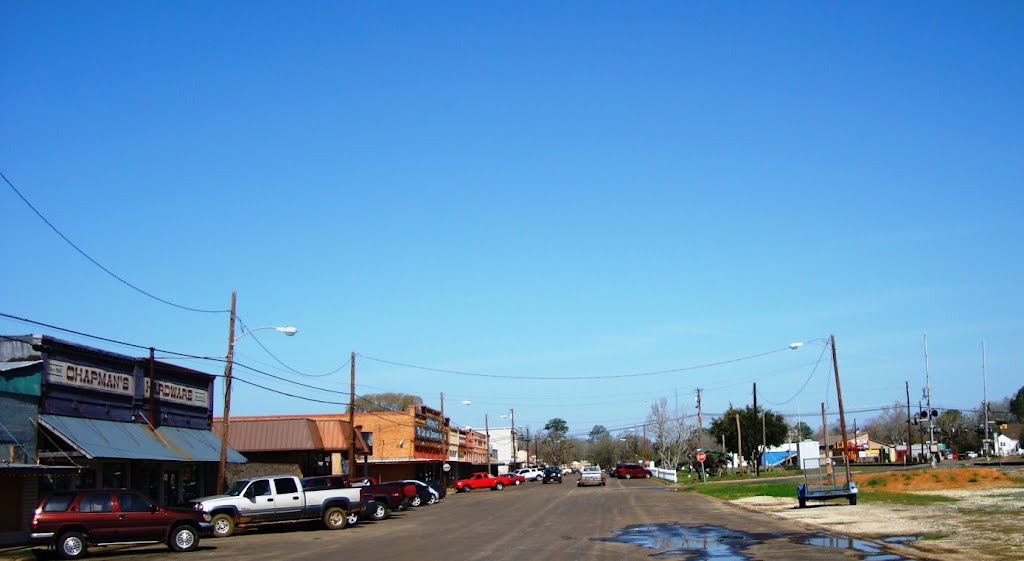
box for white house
[994,433,1020,457]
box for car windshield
[224,480,249,496]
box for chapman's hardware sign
[145,379,209,407]
[47,360,134,397]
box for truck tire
[56,531,87,560]
[493,482,504,490]
[323,506,347,530]
[168,524,199,552]
[370,503,390,521]
[211,513,235,538]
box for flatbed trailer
[797,457,858,508]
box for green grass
[685,479,960,506]
[685,480,798,500]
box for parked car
[513,467,543,481]
[611,463,651,479]
[964,451,979,459]
[578,466,606,487]
[301,475,413,522]
[399,480,439,506]
[453,472,505,492]
[502,473,526,486]
[192,474,362,538]
[31,489,212,559]
[542,466,563,484]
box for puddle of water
[596,524,754,560]
[798,533,915,561]
[880,536,922,544]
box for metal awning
[157,425,246,463]
[39,414,246,463]
[0,463,80,476]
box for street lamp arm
[234,326,298,342]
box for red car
[453,472,506,492]
[612,463,651,479]
[500,473,526,486]
[31,489,212,559]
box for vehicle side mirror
[150,504,159,513]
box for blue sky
[2,2,1021,437]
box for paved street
[51,476,931,561]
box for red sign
[696,452,707,463]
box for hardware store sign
[47,360,134,397]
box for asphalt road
[47,476,933,561]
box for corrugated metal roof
[213,416,368,453]
[39,414,245,463]
[157,425,247,463]
[0,360,41,372]
[214,418,323,452]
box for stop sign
[696,452,707,463]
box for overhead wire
[1,170,228,314]
[236,317,349,378]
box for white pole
[982,341,989,457]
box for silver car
[577,466,606,487]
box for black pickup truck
[302,476,413,522]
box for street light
[217,291,297,493]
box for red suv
[612,463,651,479]
[31,489,212,559]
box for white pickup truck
[577,466,606,487]
[192,474,363,537]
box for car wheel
[411,495,422,507]
[514,480,521,486]
[624,473,632,479]
[322,506,347,530]
[57,531,87,560]
[494,482,504,490]
[168,525,199,552]
[370,503,390,521]
[428,494,438,505]
[645,473,651,479]
[211,513,235,538]
[346,511,360,526]
[463,486,472,493]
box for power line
[236,317,348,378]
[1,170,228,314]
[359,344,806,381]
[757,343,829,406]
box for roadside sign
[696,452,706,463]
[442,463,452,472]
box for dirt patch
[857,467,1016,493]
[731,468,1024,561]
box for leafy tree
[708,404,788,468]
[795,422,814,440]
[1010,386,1024,423]
[588,425,610,443]
[349,392,423,413]
[544,418,569,436]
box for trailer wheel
[849,495,857,506]
[798,497,807,508]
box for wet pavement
[598,523,921,561]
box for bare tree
[863,401,909,445]
[646,397,692,470]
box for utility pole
[761,409,767,473]
[735,413,743,474]
[485,414,491,475]
[830,335,850,467]
[753,381,759,476]
[821,402,828,464]
[440,392,447,485]
[906,381,913,464]
[923,332,935,465]
[982,341,990,457]
[348,352,356,476]
[510,408,516,468]
[216,291,237,494]
[695,388,703,450]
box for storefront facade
[0,335,245,510]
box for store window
[102,463,126,488]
